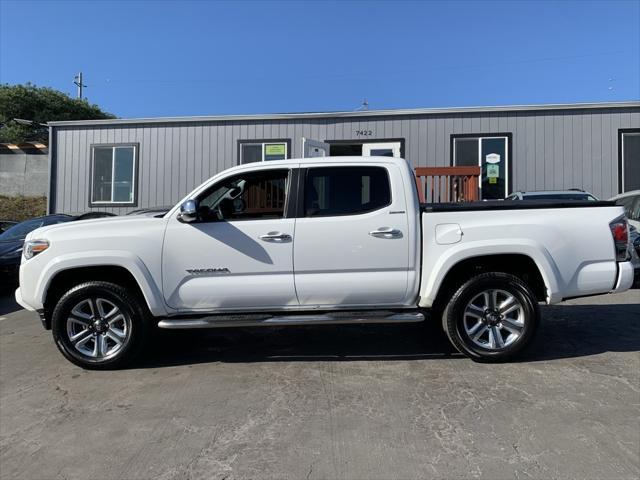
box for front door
[162,168,298,311]
[293,162,410,307]
[362,142,401,158]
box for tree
[0,83,115,144]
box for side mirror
[178,199,198,223]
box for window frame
[450,132,513,199]
[89,143,139,207]
[194,167,295,223]
[237,139,291,165]
[618,128,640,194]
[300,166,393,218]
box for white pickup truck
[16,157,635,369]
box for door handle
[259,232,292,242]
[369,227,403,238]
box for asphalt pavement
[1,288,639,480]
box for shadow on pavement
[138,321,461,368]
[136,302,640,369]
[523,303,640,362]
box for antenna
[74,72,87,99]
[355,98,369,111]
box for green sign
[487,164,500,178]
[265,144,286,156]
[489,177,498,184]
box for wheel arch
[40,257,167,329]
[423,252,553,310]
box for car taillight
[609,217,629,262]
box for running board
[157,310,425,329]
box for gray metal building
[47,101,640,215]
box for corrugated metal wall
[51,106,640,214]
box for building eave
[47,100,640,127]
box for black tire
[441,272,540,362]
[51,281,149,369]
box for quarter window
[305,166,391,217]
[198,169,289,221]
[91,145,137,204]
[240,141,288,164]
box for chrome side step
[157,311,425,329]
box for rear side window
[305,166,391,217]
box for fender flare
[418,239,562,308]
[36,251,168,317]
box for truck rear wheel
[51,281,149,369]
[441,272,540,362]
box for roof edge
[48,100,640,127]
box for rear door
[293,162,410,307]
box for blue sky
[1,0,638,118]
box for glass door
[453,136,509,200]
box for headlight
[23,240,49,260]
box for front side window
[198,169,289,221]
[240,141,288,164]
[305,166,391,217]
[91,145,137,204]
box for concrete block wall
[0,151,49,197]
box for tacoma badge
[186,268,230,275]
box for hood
[26,214,165,242]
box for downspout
[47,125,56,214]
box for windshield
[0,216,70,241]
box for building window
[451,134,511,200]
[619,129,640,193]
[239,140,289,164]
[91,144,137,205]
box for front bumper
[14,288,35,312]
[612,262,635,293]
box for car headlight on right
[23,239,50,260]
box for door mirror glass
[178,199,198,223]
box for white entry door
[302,137,330,158]
[362,142,401,158]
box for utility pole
[73,72,87,99]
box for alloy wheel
[66,297,131,359]
[462,288,525,350]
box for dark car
[0,220,18,234]
[0,212,119,285]
[0,215,74,284]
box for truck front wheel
[442,272,540,362]
[51,281,149,369]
